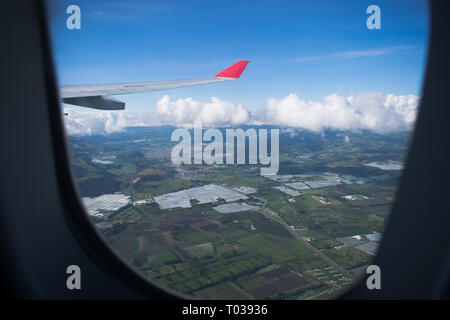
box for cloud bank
[155,95,250,126]
[63,92,419,136]
[264,92,418,133]
[64,95,250,135]
[64,109,132,136]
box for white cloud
[155,95,250,127]
[63,92,419,136]
[296,45,419,62]
[383,93,419,125]
[264,92,419,133]
[63,95,250,135]
[64,109,129,136]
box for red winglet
[214,60,249,79]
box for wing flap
[63,96,125,110]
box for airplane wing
[60,60,249,110]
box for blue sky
[47,0,429,113]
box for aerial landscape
[68,126,408,299]
[48,0,428,300]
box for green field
[68,126,408,299]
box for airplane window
[46,0,429,299]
